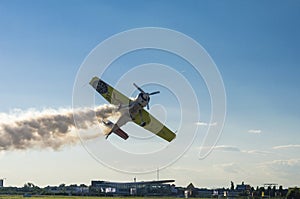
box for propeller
[149,91,160,95]
[133,83,160,110]
[133,83,145,93]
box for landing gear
[140,122,146,127]
[105,133,111,139]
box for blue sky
[0,0,300,188]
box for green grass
[0,197,209,199]
[0,196,196,199]
[4,197,118,198]
[0,197,214,199]
[2,197,114,198]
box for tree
[230,181,234,190]
[279,185,283,197]
[259,186,265,197]
[272,185,276,197]
[22,182,40,194]
[250,187,255,197]
[267,186,271,197]
[252,186,260,197]
[24,182,35,188]
[287,187,300,199]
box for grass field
[0,196,99,199]
[0,196,199,199]
[0,197,207,199]
[0,196,166,199]
[0,197,212,199]
[0,197,193,199]
[0,196,146,199]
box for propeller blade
[147,103,149,110]
[133,83,145,93]
[149,91,160,95]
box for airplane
[89,77,176,142]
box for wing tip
[169,133,176,142]
[89,76,100,88]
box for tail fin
[113,128,129,140]
[102,120,129,140]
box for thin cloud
[213,145,241,152]
[248,129,262,134]
[244,150,272,155]
[262,159,300,167]
[272,159,300,166]
[272,144,300,150]
[258,159,300,183]
[214,162,243,174]
[195,121,217,126]
[201,145,272,155]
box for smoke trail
[0,105,119,151]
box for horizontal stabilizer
[114,128,129,140]
[102,120,129,140]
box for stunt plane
[89,77,176,142]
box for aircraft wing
[132,109,176,142]
[90,76,176,142]
[89,77,131,105]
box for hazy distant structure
[0,179,4,187]
[90,179,175,196]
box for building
[236,181,251,191]
[90,179,175,196]
[0,179,3,187]
[235,181,251,196]
[44,184,89,196]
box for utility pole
[157,168,159,181]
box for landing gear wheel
[140,122,146,127]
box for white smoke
[0,105,119,151]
